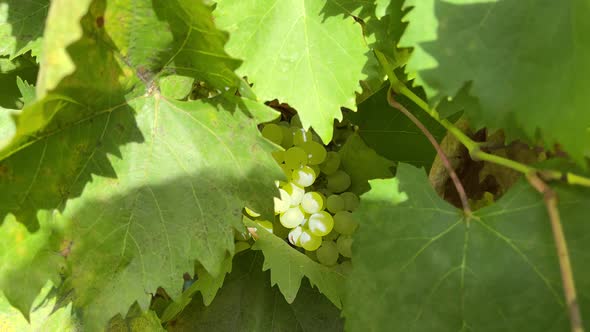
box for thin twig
[526,173,584,332]
[387,90,472,217]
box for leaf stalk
[386,89,472,217]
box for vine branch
[386,89,472,217]
[526,173,584,332]
[373,50,590,187]
[396,81,590,186]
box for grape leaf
[331,0,407,102]
[214,0,367,143]
[344,163,590,331]
[0,55,38,109]
[168,251,344,332]
[160,255,233,322]
[375,0,391,18]
[0,282,79,331]
[159,75,194,101]
[0,107,17,145]
[0,1,283,330]
[0,0,250,224]
[104,0,241,90]
[107,304,164,332]
[38,95,280,331]
[400,0,590,163]
[0,212,64,316]
[245,220,345,308]
[338,132,394,194]
[36,0,92,97]
[0,0,48,60]
[347,86,446,169]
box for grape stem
[386,90,472,217]
[526,173,584,332]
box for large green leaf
[338,132,394,194]
[344,163,590,331]
[0,0,250,225]
[36,0,92,97]
[104,0,241,90]
[0,283,79,331]
[0,0,283,330]
[214,0,367,143]
[168,251,344,332]
[0,0,48,60]
[107,304,164,332]
[347,86,446,169]
[59,96,281,331]
[400,0,590,163]
[160,255,233,322]
[245,219,345,308]
[0,212,64,317]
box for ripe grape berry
[244,115,359,267]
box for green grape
[311,131,323,143]
[288,226,303,246]
[256,220,273,233]
[301,192,324,214]
[323,230,339,241]
[317,187,333,197]
[300,141,327,165]
[305,250,318,262]
[340,192,360,211]
[234,241,251,254]
[272,150,285,163]
[327,170,351,193]
[279,164,291,176]
[280,206,305,228]
[316,241,339,266]
[284,146,308,169]
[261,123,283,145]
[290,114,302,127]
[308,211,334,236]
[333,211,358,235]
[320,151,341,175]
[291,166,317,187]
[282,182,305,206]
[337,235,353,258]
[326,194,345,213]
[310,164,321,177]
[272,220,290,239]
[300,229,322,251]
[336,260,353,274]
[280,126,294,148]
[273,188,291,214]
[292,127,313,145]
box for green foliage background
[0,0,588,331]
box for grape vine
[0,1,589,331]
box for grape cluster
[244,114,359,267]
